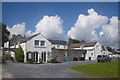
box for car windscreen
[97,55,102,58]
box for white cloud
[7,9,118,49]
[7,22,25,38]
[99,17,118,48]
[25,30,33,37]
[100,32,103,36]
[67,8,108,42]
[7,15,64,40]
[35,15,64,39]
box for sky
[2,2,119,48]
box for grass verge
[70,61,119,78]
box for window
[41,41,45,46]
[57,44,60,48]
[35,40,39,46]
[91,53,93,56]
[28,54,32,59]
[35,40,45,47]
[64,45,66,49]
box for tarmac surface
[2,60,97,78]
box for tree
[106,46,112,52]
[0,23,10,47]
[15,45,24,62]
[72,39,81,44]
[112,49,115,51]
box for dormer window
[41,41,45,46]
[57,44,60,48]
[35,40,46,47]
[35,40,39,46]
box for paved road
[2,60,97,78]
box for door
[44,53,46,62]
[41,52,46,62]
[36,53,38,62]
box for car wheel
[102,60,104,62]
[98,61,100,62]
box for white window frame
[34,40,46,47]
[35,40,40,47]
[40,40,46,47]
[57,44,60,48]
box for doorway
[41,52,46,62]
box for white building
[70,42,107,60]
[4,33,67,63]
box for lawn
[70,61,119,78]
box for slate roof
[116,49,120,51]
[48,39,67,45]
[70,42,97,48]
[70,43,81,48]
[111,51,120,54]
[102,46,106,51]
[20,33,40,43]
[9,34,24,46]
[83,42,97,47]
[9,33,67,46]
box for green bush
[15,45,24,62]
[25,61,30,64]
[47,60,51,63]
[2,55,6,64]
[2,53,11,63]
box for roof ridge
[48,39,67,41]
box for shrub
[2,55,6,64]
[25,61,30,64]
[15,45,24,62]
[47,60,51,63]
[2,53,11,63]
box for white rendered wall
[51,44,67,49]
[25,34,52,62]
[4,41,9,48]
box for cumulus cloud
[99,17,118,48]
[7,15,64,40]
[7,22,25,38]
[7,9,118,49]
[25,30,33,37]
[100,32,104,36]
[67,8,108,42]
[35,15,64,39]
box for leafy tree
[15,45,24,62]
[106,46,113,52]
[112,49,115,51]
[0,23,10,47]
[72,39,81,44]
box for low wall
[51,49,86,62]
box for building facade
[4,33,67,63]
[69,39,107,60]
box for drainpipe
[94,46,95,60]
[24,42,27,62]
[38,53,39,63]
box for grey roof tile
[48,39,67,45]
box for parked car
[97,55,112,62]
[50,59,58,63]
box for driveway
[2,60,97,78]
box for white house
[70,42,107,60]
[4,33,67,63]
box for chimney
[68,37,72,49]
[24,35,26,38]
[12,34,16,38]
[68,37,72,44]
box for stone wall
[51,49,86,62]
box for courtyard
[2,60,97,78]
